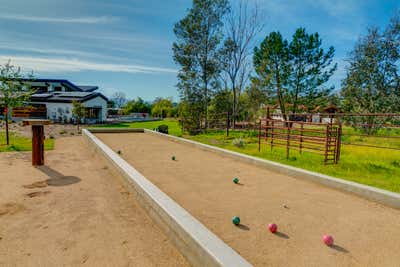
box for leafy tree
[0,61,34,145]
[123,97,152,114]
[253,29,337,120]
[221,0,262,128]
[151,97,173,118]
[173,0,229,132]
[341,11,400,133]
[288,28,337,114]
[110,91,128,109]
[72,101,86,131]
[253,32,290,120]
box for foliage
[72,101,86,128]
[151,97,174,118]
[253,31,290,119]
[123,97,152,115]
[173,0,229,133]
[0,60,34,145]
[253,28,337,119]
[157,124,169,134]
[341,12,400,133]
[232,137,245,148]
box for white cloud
[0,14,117,24]
[0,55,177,74]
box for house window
[54,86,62,92]
[85,107,101,119]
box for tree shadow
[274,231,290,239]
[330,244,349,253]
[36,166,81,187]
[236,224,250,231]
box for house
[10,79,108,124]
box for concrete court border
[82,129,253,267]
[143,129,400,210]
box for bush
[232,137,245,148]
[158,124,169,134]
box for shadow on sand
[330,244,349,253]
[36,166,81,187]
[237,224,250,231]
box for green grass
[0,132,54,152]
[95,120,400,193]
[96,119,183,136]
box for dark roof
[30,91,108,103]
[21,79,98,92]
[77,85,98,92]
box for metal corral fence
[203,111,400,164]
[258,119,342,164]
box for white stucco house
[10,79,108,124]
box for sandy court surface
[97,132,400,267]
[0,136,188,267]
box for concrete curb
[82,129,253,267]
[144,129,400,210]
[85,128,144,133]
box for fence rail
[258,119,342,164]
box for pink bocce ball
[268,223,278,233]
[323,234,334,246]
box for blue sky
[0,0,399,101]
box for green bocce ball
[172,156,176,161]
[233,177,239,184]
[232,216,240,225]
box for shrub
[49,135,54,139]
[59,130,66,135]
[158,124,169,134]
[232,137,245,148]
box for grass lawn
[0,132,54,152]
[95,120,400,193]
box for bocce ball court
[91,130,400,267]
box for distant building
[9,79,108,124]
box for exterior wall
[83,96,107,122]
[14,96,107,124]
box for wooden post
[23,119,50,166]
[32,125,45,166]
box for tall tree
[253,32,290,120]
[72,100,86,131]
[288,28,337,114]
[0,61,34,145]
[253,29,336,120]
[173,0,229,132]
[221,0,263,127]
[151,97,173,118]
[110,92,127,109]
[341,12,400,134]
[341,11,400,115]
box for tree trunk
[232,82,236,130]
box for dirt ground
[0,136,188,267]
[97,132,400,267]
